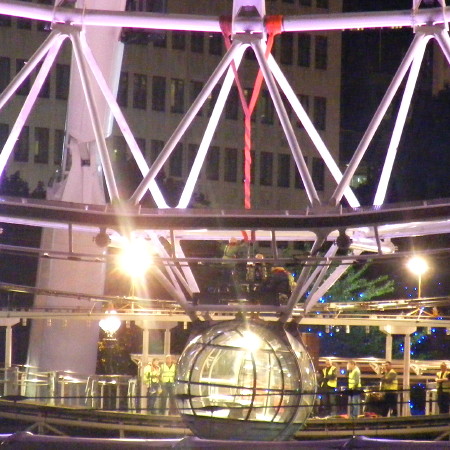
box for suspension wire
[220,15,282,209]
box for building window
[190,80,203,116]
[209,34,222,56]
[206,146,220,180]
[136,137,146,157]
[191,32,204,53]
[207,84,221,117]
[294,157,308,189]
[297,94,309,128]
[0,15,11,27]
[0,57,10,92]
[299,0,312,6]
[133,73,147,109]
[315,35,328,70]
[225,86,239,120]
[280,34,293,65]
[277,153,290,187]
[34,127,49,164]
[187,143,197,170]
[150,139,164,163]
[172,31,186,50]
[298,34,311,67]
[54,129,64,165]
[16,59,30,96]
[316,0,328,9]
[55,64,70,100]
[14,126,29,162]
[112,136,127,162]
[260,151,273,186]
[152,76,166,111]
[169,142,183,177]
[313,96,326,130]
[117,72,128,107]
[0,123,8,149]
[170,78,184,113]
[280,92,292,121]
[224,147,238,182]
[36,62,50,98]
[261,90,274,124]
[17,17,32,30]
[312,157,325,190]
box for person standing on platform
[347,360,362,419]
[436,362,450,414]
[159,355,177,415]
[144,358,161,414]
[320,359,338,417]
[380,361,398,417]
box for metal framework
[0,0,449,327]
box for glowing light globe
[175,319,316,441]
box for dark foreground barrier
[1,433,450,449]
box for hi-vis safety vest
[144,366,160,385]
[437,370,450,392]
[161,363,176,383]
[381,369,398,391]
[322,366,337,388]
[348,368,361,390]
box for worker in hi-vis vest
[380,361,398,417]
[159,355,177,415]
[436,362,450,414]
[320,359,338,417]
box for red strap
[220,15,283,209]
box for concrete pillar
[385,333,393,361]
[0,319,19,369]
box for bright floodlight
[99,310,121,336]
[118,239,152,278]
[406,256,428,276]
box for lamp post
[406,256,429,299]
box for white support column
[5,325,12,369]
[403,333,412,417]
[70,29,120,203]
[373,34,431,206]
[164,328,171,356]
[330,32,427,206]
[130,40,244,205]
[385,333,393,362]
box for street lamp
[406,256,429,298]
[99,309,121,338]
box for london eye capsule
[175,318,316,441]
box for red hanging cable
[220,15,282,209]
